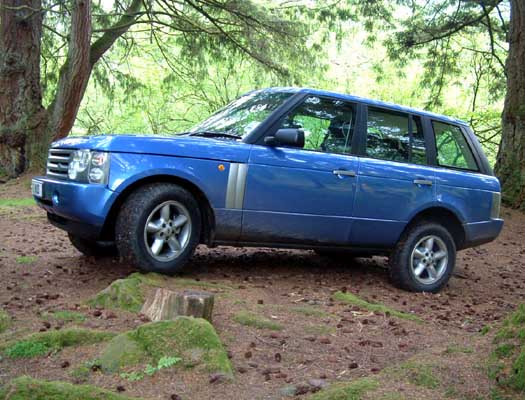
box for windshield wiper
[188,131,240,140]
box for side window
[366,108,410,163]
[279,96,356,154]
[432,121,478,171]
[411,116,427,165]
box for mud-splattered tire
[389,222,456,293]
[115,183,201,274]
[68,233,117,257]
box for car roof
[262,87,469,126]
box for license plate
[31,180,43,198]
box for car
[31,87,503,292]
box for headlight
[68,150,110,184]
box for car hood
[51,134,252,163]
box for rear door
[241,95,360,245]
[351,107,436,247]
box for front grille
[46,148,74,179]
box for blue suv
[32,87,503,292]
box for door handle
[333,169,356,177]
[414,179,432,186]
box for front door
[241,95,360,245]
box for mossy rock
[97,317,232,376]
[87,275,145,312]
[2,329,115,359]
[0,309,10,334]
[0,376,141,399]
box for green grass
[333,291,423,322]
[303,324,336,335]
[43,310,86,323]
[0,309,10,334]
[233,311,283,331]
[2,329,115,359]
[444,344,474,355]
[307,378,378,400]
[0,198,35,208]
[488,304,525,395]
[97,317,232,376]
[0,376,140,399]
[15,255,37,264]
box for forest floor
[0,175,524,400]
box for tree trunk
[0,0,47,176]
[47,0,92,141]
[495,0,525,209]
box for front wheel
[115,183,201,274]
[389,222,456,293]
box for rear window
[432,121,478,171]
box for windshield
[189,90,294,138]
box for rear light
[491,192,501,219]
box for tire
[389,222,456,293]
[68,233,117,257]
[115,183,201,274]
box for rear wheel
[389,222,456,293]
[115,183,201,274]
[68,234,117,257]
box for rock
[308,379,327,389]
[280,385,298,397]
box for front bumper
[32,176,115,240]
[463,218,504,248]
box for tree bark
[495,0,525,209]
[0,0,46,176]
[47,0,92,141]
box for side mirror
[264,128,305,148]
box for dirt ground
[0,175,524,399]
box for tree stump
[141,288,215,322]
[174,290,215,322]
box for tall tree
[0,0,312,177]
[494,0,525,208]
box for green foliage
[333,291,423,322]
[3,329,115,359]
[120,356,182,381]
[97,318,232,376]
[0,376,140,400]
[233,311,283,331]
[307,377,378,400]
[444,345,474,355]
[489,304,525,397]
[43,311,86,323]
[0,309,10,334]
[402,362,440,389]
[15,256,38,264]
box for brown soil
[0,175,523,399]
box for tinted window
[366,109,427,164]
[367,108,410,162]
[411,116,427,165]
[432,121,478,171]
[279,96,355,154]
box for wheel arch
[101,174,215,244]
[402,206,466,250]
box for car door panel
[241,146,358,244]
